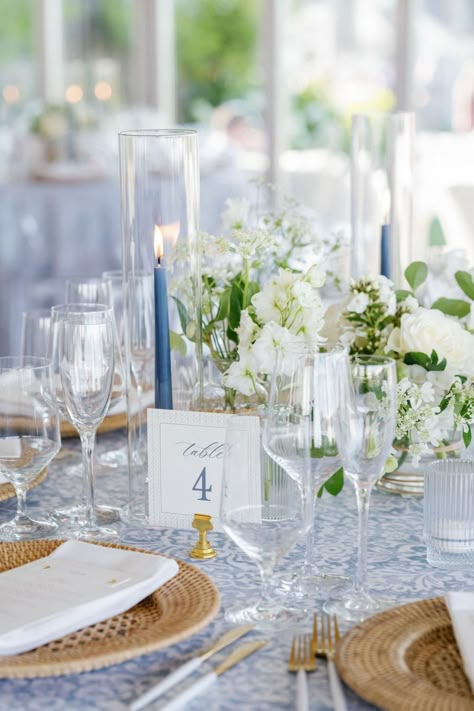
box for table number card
[147,409,261,530]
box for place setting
[1,12,474,707]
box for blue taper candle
[380,223,391,278]
[154,226,173,409]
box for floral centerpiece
[173,195,345,412]
[326,261,474,490]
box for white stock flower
[347,292,370,314]
[251,322,304,375]
[220,198,250,231]
[306,262,326,288]
[237,310,257,351]
[221,351,259,396]
[399,308,474,377]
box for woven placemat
[0,466,48,503]
[0,540,220,678]
[336,596,473,710]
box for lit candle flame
[154,222,180,261]
[154,225,164,261]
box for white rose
[399,307,474,377]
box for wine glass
[0,356,60,540]
[57,304,118,541]
[221,417,312,627]
[20,309,51,358]
[65,277,112,306]
[263,343,350,604]
[99,270,127,469]
[324,355,397,622]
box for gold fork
[288,633,316,711]
[312,614,347,711]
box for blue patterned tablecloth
[0,430,472,711]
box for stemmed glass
[65,277,112,306]
[20,309,52,358]
[264,344,350,603]
[324,355,397,622]
[0,356,60,540]
[57,304,118,541]
[221,418,312,627]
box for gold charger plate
[0,467,48,503]
[0,540,220,678]
[336,597,473,711]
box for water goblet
[222,417,312,628]
[57,304,118,541]
[20,309,51,358]
[0,356,60,540]
[263,344,351,604]
[324,354,397,622]
[65,276,113,306]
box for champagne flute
[58,304,118,541]
[221,418,312,628]
[263,344,350,603]
[0,356,60,540]
[324,355,397,622]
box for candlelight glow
[154,225,164,260]
[154,222,180,260]
[65,84,83,103]
[3,85,20,104]
[94,81,112,101]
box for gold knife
[129,625,255,711]
[159,640,267,711]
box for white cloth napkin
[445,591,474,691]
[0,540,179,656]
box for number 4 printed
[192,467,212,502]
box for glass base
[67,524,119,542]
[324,592,396,623]
[98,447,128,468]
[53,504,121,525]
[272,565,351,603]
[224,602,306,629]
[0,516,58,541]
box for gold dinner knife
[160,640,267,711]
[129,625,255,711]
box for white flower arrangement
[334,261,474,463]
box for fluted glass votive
[424,460,474,569]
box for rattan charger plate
[335,596,473,711]
[0,540,220,678]
[0,466,48,503]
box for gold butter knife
[129,625,255,711]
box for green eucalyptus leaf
[404,351,430,369]
[171,296,191,336]
[405,261,428,291]
[396,289,412,303]
[316,467,344,498]
[169,330,187,356]
[455,271,474,301]
[463,427,472,448]
[432,298,471,318]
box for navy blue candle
[380,223,391,278]
[154,226,173,409]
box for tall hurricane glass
[325,355,397,622]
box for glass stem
[256,564,274,610]
[354,483,373,597]
[14,486,28,521]
[80,430,97,528]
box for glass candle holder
[119,129,202,523]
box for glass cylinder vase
[119,129,202,524]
